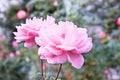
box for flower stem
[55,64,62,80]
[41,60,44,80]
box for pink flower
[42,63,47,70]
[116,17,120,26]
[104,70,109,76]
[15,50,21,55]
[16,10,28,19]
[98,32,106,38]
[9,52,15,58]
[35,21,93,69]
[12,40,18,47]
[0,35,6,40]
[53,0,59,6]
[14,16,56,48]
[13,18,41,48]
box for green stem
[55,64,62,80]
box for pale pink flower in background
[15,50,21,55]
[14,16,55,48]
[116,17,120,26]
[35,21,93,69]
[0,35,6,40]
[16,10,28,19]
[12,40,18,47]
[98,31,106,38]
[104,70,110,76]
[9,52,15,58]
[53,0,59,6]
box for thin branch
[55,64,62,80]
[41,59,44,80]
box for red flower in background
[66,73,72,79]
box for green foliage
[32,73,43,80]
[0,57,31,80]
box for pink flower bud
[98,32,106,38]
[53,0,59,6]
[9,52,15,58]
[42,63,47,70]
[116,17,120,26]
[15,50,21,55]
[16,10,27,19]
[12,40,18,47]
[104,70,109,76]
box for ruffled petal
[24,38,36,48]
[38,46,67,64]
[47,53,67,64]
[73,38,93,54]
[67,53,84,69]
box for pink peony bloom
[14,16,56,48]
[12,40,18,47]
[13,18,41,48]
[35,21,93,69]
[15,50,21,55]
[98,31,106,38]
[16,10,28,19]
[116,17,120,26]
[9,52,15,58]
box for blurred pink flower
[14,16,56,48]
[0,35,6,40]
[53,0,59,6]
[104,70,109,76]
[9,52,15,58]
[16,10,28,19]
[98,32,106,38]
[35,21,93,69]
[116,17,120,26]
[12,40,18,47]
[15,50,21,55]
[42,63,47,70]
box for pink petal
[47,53,67,64]
[74,38,93,54]
[57,45,76,51]
[35,27,62,46]
[38,46,67,64]
[24,38,36,48]
[67,53,84,69]
[38,46,54,57]
[14,36,31,42]
[45,46,63,55]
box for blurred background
[0,0,120,80]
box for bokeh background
[0,0,120,80]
